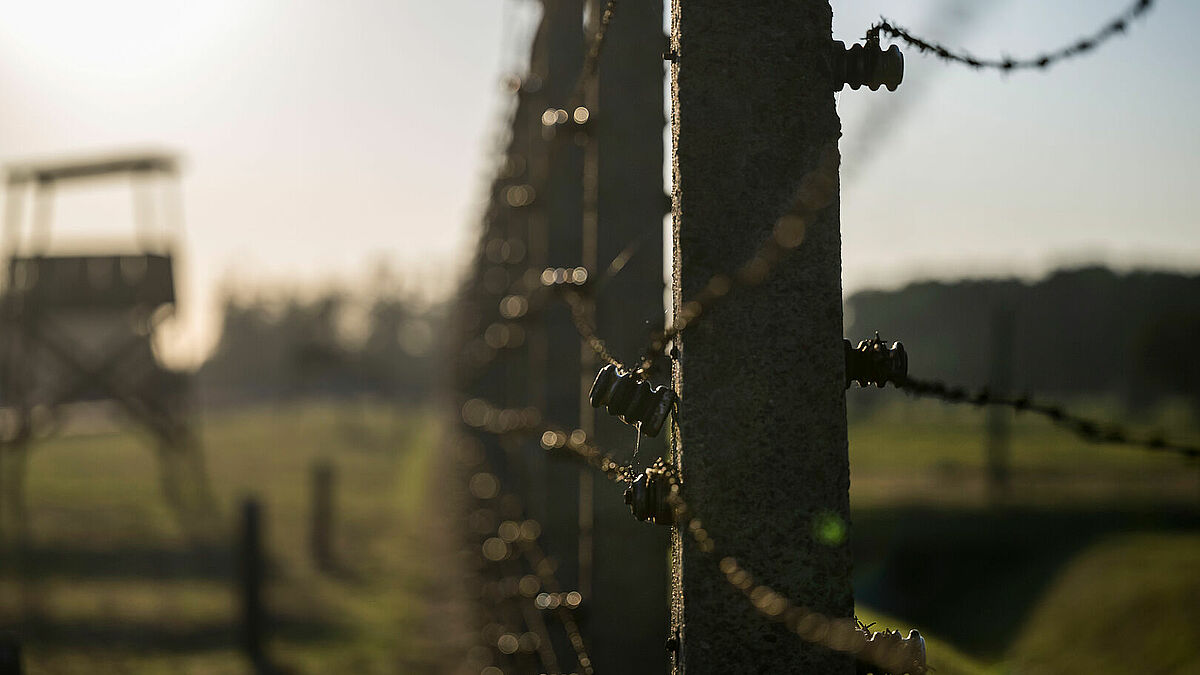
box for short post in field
[987,307,1015,499]
[310,459,336,572]
[238,497,268,673]
[0,631,21,675]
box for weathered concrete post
[670,1,853,672]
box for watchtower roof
[5,151,179,185]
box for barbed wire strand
[560,288,626,369]
[867,0,1154,72]
[897,375,1200,460]
[456,1,1178,670]
[666,487,928,675]
[460,403,928,674]
[516,532,596,675]
[568,0,619,109]
[460,440,596,673]
[636,142,841,374]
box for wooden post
[238,498,268,673]
[986,308,1015,499]
[310,460,335,571]
[0,631,21,675]
[670,1,853,672]
[585,0,671,672]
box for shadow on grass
[0,544,234,581]
[8,611,350,652]
[852,505,1200,657]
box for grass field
[2,401,457,674]
[1,396,1197,673]
[849,395,1200,674]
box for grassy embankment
[849,396,1200,674]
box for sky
[1,0,1197,366]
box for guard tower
[0,151,213,538]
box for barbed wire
[636,142,841,374]
[897,375,1200,460]
[458,437,596,674]
[460,397,632,482]
[460,403,929,673]
[514,529,595,675]
[568,0,619,109]
[666,483,928,674]
[560,288,626,369]
[455,1,1181,670]
[866,0,1154,72]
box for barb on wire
[867,0,1154,72]
[898,375,1200,461]
[637,143,841,374]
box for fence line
[453,1,1178,672]
[867,0,1154,72]
[897,375,1200,460]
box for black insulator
[589,364,676,437]
[831,40,904,92]
[845,333,908,389]
[623,460,676,525]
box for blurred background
[0,0,1197,673]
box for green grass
[853,606,996,675]
[847,396,1200,674]
[2,400,450,674]
[847,396,1200,508]
[1008,533,1200,675]
[4,396,1197,673]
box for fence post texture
[669,0,854,672]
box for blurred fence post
[310,460,335,571]
[986,307,1015,500]
[535,0,586,598]
[0,631,20,675]
[670,0,853,671]
[584,0,671,671]
[238,497,268,673]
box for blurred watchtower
[0,152,213,539]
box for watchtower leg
[157,431,219,542]
[0,421,32,545]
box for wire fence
[451,1,1181,673]
[897,375,1200,460]
[866,0,1154,72]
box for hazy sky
[1,0,1197,365]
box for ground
[1,397,1196,673]
[1,401,461,674]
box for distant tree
[844,266,1200,414]
[1134,313,1200,418]
[198,285,445,406]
